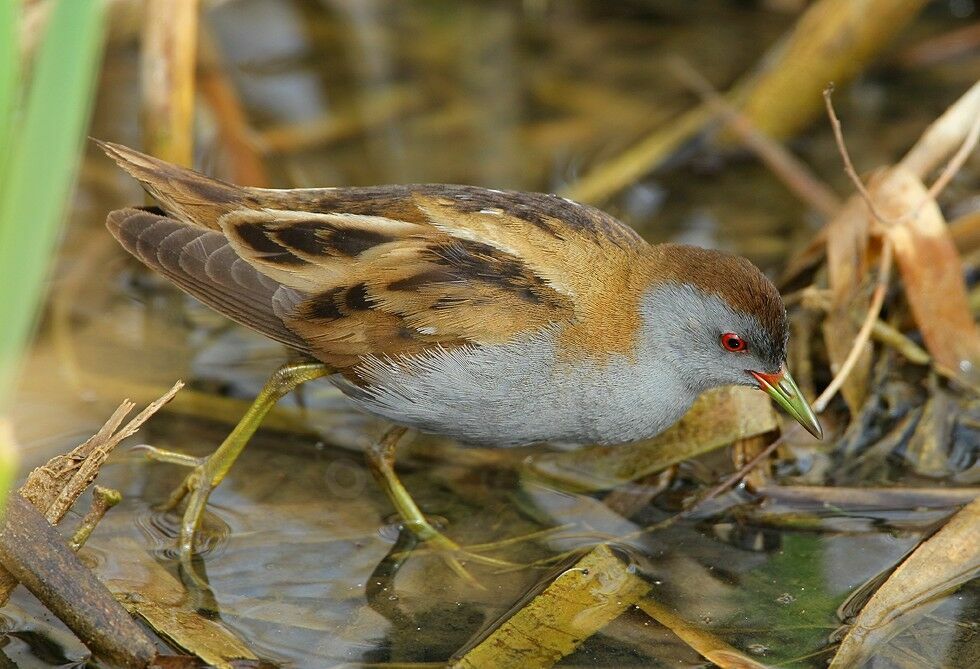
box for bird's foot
[135,361,333,596]
[365,427,523,588]
[137,444,225,593]
[399,515,521,588]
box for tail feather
[94,139,249,230]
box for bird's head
[639,244,822,439]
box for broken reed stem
[814,240,894,413]
[42,401,132,524]
[44,381,183,523]
[0,381,183,606]
[673,60,842,218]
[141,0,199,166]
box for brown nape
[646,244,788,345]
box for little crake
[98,140,820,581]
[99,141,819,443]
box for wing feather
[106,208,312,354]
[218,206,576,367]
[218,185,647,368]
[100,142,650,373]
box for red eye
[721,333,747,353]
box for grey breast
[333,326,697,447]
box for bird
[97,140,821,582]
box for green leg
[365,426,517,587]
[143,361,520,590]
[143,361,331,588]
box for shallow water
[8,1,980,666]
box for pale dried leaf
[639,597,770,669]
[898,80,980,178]
[874,168,980,381]
[821,193,874,414]
[829,495,980,667]
[93,537,258,669]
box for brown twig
[673,60,842,218]
[0,495,159,667]
[68,486,122,552]
[518,431,791,572]
[640,432,788,535]
[699,433,786,503]
[823,86,891,226]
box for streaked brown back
[100,141,656,374]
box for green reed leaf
[0,0,107,410]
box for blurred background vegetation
[0,0,106,518]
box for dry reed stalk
[141,0,199,166]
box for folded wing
[101,142,650,375]
[106,207,311,354]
